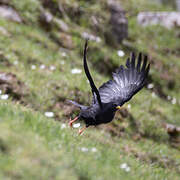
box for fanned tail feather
[67,100,86,109]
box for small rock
[0,0,10,4]
[54,18,69,32]
[137,12,180,29]
[0,72,28,100]
[58,32,75,49]
[0,5,22,23]
[42,11,53,23]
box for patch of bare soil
[123,145,180,173]
[163,123,180,149]
[101,107,131,137]
[54,101,76,117]
[0,72,29,102]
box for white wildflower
[82,32,91,39]
[71,68,82,74]
[0,89,2,94]
[167,95,171,100]
[44,111,54,118]
[91,147,97,152]
[127,104,131,109]
[62,52,67,57]
[81,147,88,152]
[0,26,9,36]
[120,163,131,172]
[40,64,46,69]
[125,166,131,172]
[31,65,36,70]
[147,83,154,89]
[96,37,101,43]
[82,32,101,43]
[1,94,9,100]
[50,65,56,71]
[151,92,156,98]
[117,50,125,57]
[171,97,176,105]
[61,123,66,129]
[13,60,19,65]
[73,123,81,128]
[60,61,65,65]
[120,163,128,169]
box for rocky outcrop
[105,0,128,45]
[137,12,180,29]
[39,7,69,32]
[0,5,22,23]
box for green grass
[0,0,179,179]
[0,102,179,179]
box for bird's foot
[78,127,86,135]
[69,116,79,127]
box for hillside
[0,0,179,179]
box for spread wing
[99,53,150,105]
[83,40,103,108]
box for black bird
[68,40,150,134]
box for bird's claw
[68,121,73,127]
[68,117,72,127]
[68,116,78,127]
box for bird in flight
[68,40,150,134]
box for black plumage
[68,40,150,134]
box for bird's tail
[67,100,87,109]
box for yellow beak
[116,106,121,110]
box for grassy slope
[0,0,179,179]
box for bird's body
[68,40,150,133]
[80,102,116,127]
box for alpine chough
[68,40,150,134]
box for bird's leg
[78,126,86,135]
[69,116,79,127]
